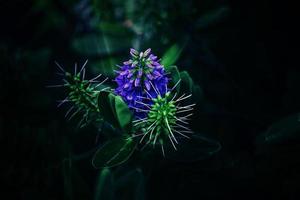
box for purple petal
[123,83,130,89]
[123,60,133,65]
[137,69,143,78]
[145,80,151,90]
[144,48,151,57]
[146,73,153,80]
[149,54,157,60]
[127,72,133,78]
[152,61,160,66]
[134,78,140,87]
[130,48,138,56]
[153,71,161,77]
[146,63,154,69]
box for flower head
[132,83,195,155]
[115,48,168,118]
[49,60,108,127]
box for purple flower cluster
[115,48,168,118]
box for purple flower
[115,48,169,118]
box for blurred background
[1,0,300,199]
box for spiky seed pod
[49,61,109,127]
[115,48,169,118]
[132,84,195,156]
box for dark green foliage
[97,91,133,133]
[161,44,183,69]
[2,0,299,199]
[94,168,115,200]
[256,113,300,153]
[92,137,137,168]
[165,134,221,161]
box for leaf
[256,113,300,146]
[196,6,230,29]
[192,84,204,103]
[165,134,221,162]
[98,91,119,129]
[92,137,136,168]
[179,71,193,94]
[72,34,132,56]
[114,95,133,133]
[97,22,133,37]
[167,65,181,93]
[161,44,183,70]
[94,168,114,200]
[90,58,118,77]
[98,91,132,132]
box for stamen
[94,77,108,88]
[57,97,69,107]
[144,89,154,99]
[175,94,192,102]
[168,135,177,150]
[54,61,65,72]
[89,74,102,82]
[175,117,189,124]
[173,129,190,139]
[46,84,65,88]
[74,63,77,76]
[135,101,151,109]
[176,108,194,114]
[65,106,74,118]
[170,79,181,92]
[79,59,88,74]
[149,81,159,96]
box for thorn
[46,84,65,88]
[170,79,181,92]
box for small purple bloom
[114,48,169,118]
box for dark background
[1,0,300,199]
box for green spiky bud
[50,61,109,127]
[132,88,195,155]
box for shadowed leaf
[165,134,221,162]
[161,44,183,69]
[167,65,181,93]
[256,113,300,146]
[94,168,114,200]
[92,137,136,168]
[115,95,133,133]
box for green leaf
[167,65,181,93]
[97,22,133,37]
[179,71,193,94]
[256,113,300,146]
[94,168,114,200]
[196,6,230,29]
[165,134,221,162]
[72,34,132,56]
[114,95,133,133]
[92,137,136,168]
[90,58,118,78]
[98,91,132,132]
[98,91,119,129]
[161,44,183,70]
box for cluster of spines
[48,60,109,128]
[131,80,195,155]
